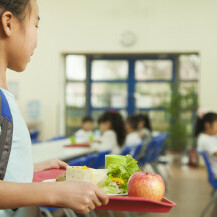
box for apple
[127,172,165,201]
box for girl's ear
[1,11,14,37]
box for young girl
[196,112,217,178]
[136,114,152,140]
[95,111,126,154]
[125,115,142,146]
[0,0,108,216]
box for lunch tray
[33,169,176,213]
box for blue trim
[91,107,125,111]
[127,59,135,115]
[0,90,12,123]
[87,58,92,116]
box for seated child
[74,117,94,143]
[136,114,152,140]
[125,115,142,146]
[93,111,126,154]
[196,112,217,178]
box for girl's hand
[34,159,68,172]
[51,181,109,214]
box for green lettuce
[103,155,140,194]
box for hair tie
[108,109,115,114]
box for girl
[195,112,217,178]
[136,114,152,140]
[96,111,126,154]
[0,0,108,216]
[125,115,142,146]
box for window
[65,54,199,135]
[65,55,87,135]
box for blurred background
[7,0,217,216]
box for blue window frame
[87,57,175,117]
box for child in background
[0,0,108,215]
[125,115,142,146]
[196,112,217,178]
[95,111,126,154]
[136,114,152,140]
[75,116,94,143]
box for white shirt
[74,129,93,143]
[125,132,142,146]
[197,133,217,178]
[0,89,41,217]
[93,130,120,154]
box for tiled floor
[52,166,215,217]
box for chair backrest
[120,146,132,156]
[30,130,40,141]
[151,133,168,161]
[93,150,111,169]
[130,142,144,159]
[68,156,87,166]
[140,133,168,165]
[198,151,217,188]
[83,153,99,168]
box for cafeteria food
[128,172,165,201]
[56,173,66,182]
[102,155,140,194]
[66,166,108,187]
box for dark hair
[136,114,152,131]
[82,116,93,123]
[98,111,126,147]
[195,112,217,137]
[0,0,31,21]
[126,115,140,131]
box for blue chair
[198,151,217,217]
[84,153,99,168]
[130,142,144,159]
[30,130,40,140]
[68,156,87,166]
[139,133,168,166]
[138,133,168,179]
[93,150,111,169]
[120,146,132,155]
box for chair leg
[200,190,217,217]
[89,210,98,217]
[40,208,54,217]
[106,210,116,217]
[63,208,78,217]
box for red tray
[63,144,90,148]
[33,169,176,213]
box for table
[32,139,96,163]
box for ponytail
[98,111,126,147]
[194,112,217,137]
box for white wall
[7,0,217,139]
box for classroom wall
[7,0,217,139]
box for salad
[102,155,140,195]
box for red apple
[127,172,165,201]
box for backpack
[0,89,13,180]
